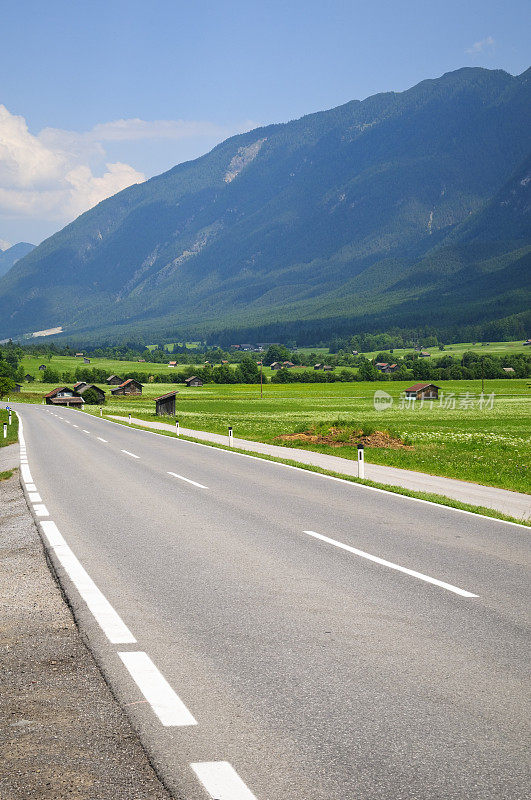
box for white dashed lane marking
[121,450,140,459]
[168,471,208,489]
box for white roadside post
[3,423,6,439]
[175,420,179,436]
[128,413,131,424]
[8,410,12,425]
[228,426,233,447]
[100,407,102,417]
[357,443,365,479]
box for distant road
[10,402,530,800]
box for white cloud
[0,107,256,235]
[466,36,495,55]
[0,105,145,225]
[0,238,11,250]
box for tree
[235,355,261,383]
[81,388,103,405]
[0,377,15,398]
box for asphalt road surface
[8,403,531,800]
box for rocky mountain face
[0,67,529,343]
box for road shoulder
[0,472,172,800]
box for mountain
[0,67,529,344]
[0,242,35,278]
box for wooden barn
[404,383,440,400]
[24,373,33,381]
[110,378,143,395]
[77,384,106,402]
[38,364,47,371]
[44,387,84,407]
[155,391,178,416]
[73,381,88,391]
[13,383,21,392]
[106,374,122,385]
[184,376,203,387]
[83,357,91,364]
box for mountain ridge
[0,66,529,343]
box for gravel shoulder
[0,472,172,800]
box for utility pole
[260,360,263,399]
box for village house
[376,363,399,373]
[270,362,282,370]
[419,351,431,358]
[83,357,91,364]
[38,364,46,371]
[502,367,515,375]
[110,378,143,396]
[77,384,106,402]
[314,363,323,370]
[106,375,122,385]
[404,383,440,400]
[168,361,177,367]
[155,391,178,416]
[73,381,87,391]
[184,376,204,387]
[523,339,531,346]
[323,365,334,371]
[24,373,33,381]
[13,383,21,393]
[282,361,294,368]
[44,387,84,407]
[75,352,83,357]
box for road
[9,402,531,799]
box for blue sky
[1,0,529,245]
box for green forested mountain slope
[0,67,529,342]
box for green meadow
[43,378,530,495]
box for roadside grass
[0,468,15,481]
[0,408,18,447]
[15,378,530,493]
[100,416,531,527]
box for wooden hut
[110,378,143,395]
[77,384,106,402]
[404,383,440,400]
[155,391,178,416]
[44,387,83,407]
[184,376,203,387]
[73,381,88,391]
[106,374,122,385]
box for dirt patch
[276,427,413,450]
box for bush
[81,388,103,405]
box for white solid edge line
[28,492,42,502]
[303,530,478,598]
[118,651,197,727]
[88,413,529,529]
[39,520,136,643]
[121,449,140,458]
[167,471,207,489]
[33,503,49,517]
[20,463,33,483]
[191,761,257,800]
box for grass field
[19,354,199,377]
[0,408,18,448]
[23,378,522,495]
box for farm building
[38,364,46,370]
[404,383,440,400]
[323,365,334,371]
[270,362,282,370]
[13,383,21,392]
[77,384,106,402]
[75,352,83,357]
[419,351,431,358]
[83,357,91,364]
[314,363,323,370]
[502,367,515,375]
[168,361,177,367]
[73,381,87,391]
[184,376,203,387]
[155,391,178,416]
[44,387,83,407]
[523,339,531,346]
[376,363,399,373]
[106,375,122,385]
[110,378,143,395]
[24,373,33,381]
[282,361,294,368]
